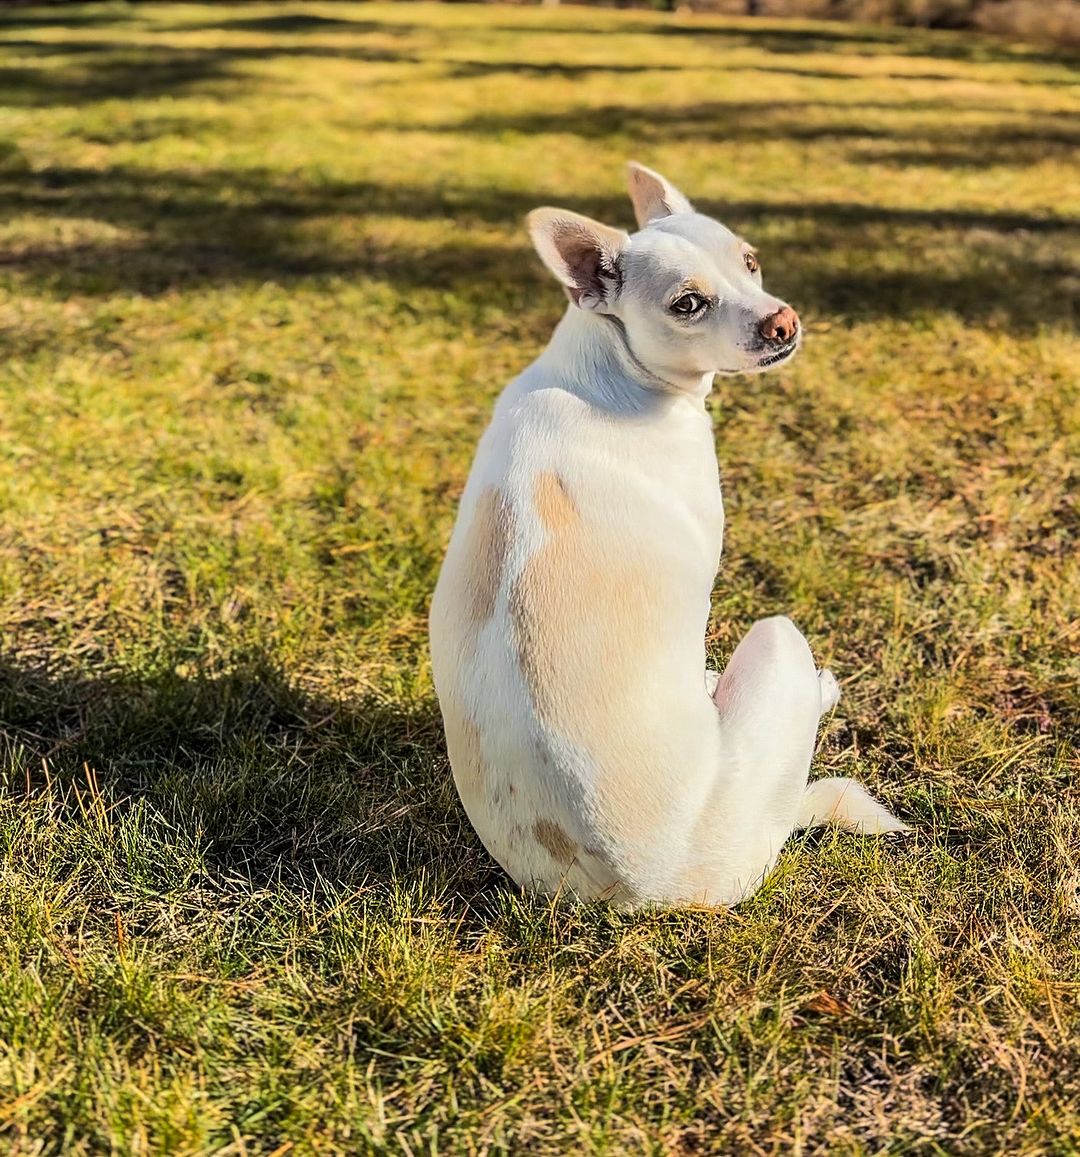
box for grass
[0,1,1077,1152]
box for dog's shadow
[0,652,498,899]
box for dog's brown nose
[758,306,799,344]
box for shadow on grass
[0,40,698,108]
[476,16,1075,65]
[0,653,495,896]
[0,162,1074,330]
[0,11,1075,326]
[0,6,422,37]
[3,38,1072,110]
[1,4,1073,109]
[0,7,133,31]
[656,21,1077,67]
[186,13,416,35]
[447,58,1077,85]
[431,98,1080,150]
[0,40,421,107]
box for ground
[0,2,1077,1153]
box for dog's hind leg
[670,618,906,907]
[711,619,906,842]
[711,615,825,812]
[674,616,828,906]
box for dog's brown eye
[671,292,705,316]
[744,252,760,275]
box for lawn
[0,1,1077,1152]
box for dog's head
[528,163,800,390]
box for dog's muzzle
[756,339,799,368]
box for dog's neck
[536,307,713,415]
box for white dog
[429,163,906,907]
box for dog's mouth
[755,340,799,369]
[715,336,802,376]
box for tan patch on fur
[463,486,511,627]
[533,471,577,532]
[511,471,657,728]
[534,818,577,864]
[510,471,668,848]
[531,817,632,902]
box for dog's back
[430,346,731,904]
[430,164,906,908]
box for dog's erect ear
[527,208,629,311]
[627,161,694,228]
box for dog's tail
[796,777,908,835]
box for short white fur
[429,163,906,908]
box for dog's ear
[527,208,628,311]
[627,161,694,228]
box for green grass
[0,1,1077,1152]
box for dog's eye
[670,292,705,317]
[744,252,760,275]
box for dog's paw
[704,669,720,697]
[818,669,841,714]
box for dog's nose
[758,306,799,345]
